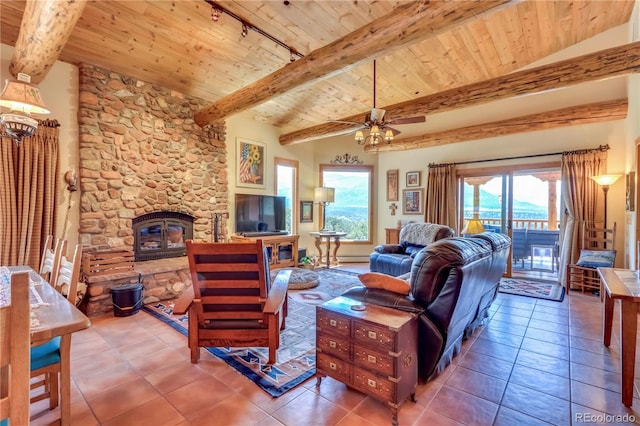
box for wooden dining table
[1,265,91,425]
[597,267,640,407]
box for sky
[481,175,561,208]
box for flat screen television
[235,193,287,235]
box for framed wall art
[386,169,399,201]
[236,137,266,189]
[300,201,313,223]
[406,171,421,187]
[402,189,424,215]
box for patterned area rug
[142,268,361,397]
[499,278,565,302]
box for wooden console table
[230,234,299,269]
[309,232,347,269]
[597,267,640,406]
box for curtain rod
[428,144,610,168]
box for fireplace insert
[133,212,194,261]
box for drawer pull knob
[329,362,337,370]
[329,341,336,348]
[329,319,337,327]
[368,331,377,340]
[367,355,377,364]
[367,379,377,388]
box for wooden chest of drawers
[316,296,418,425]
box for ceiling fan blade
[370,108,386,122]
[387,116,426,125]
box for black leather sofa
[344,231,511,381]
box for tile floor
[30,264,640,425]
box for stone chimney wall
[77,63,228,251]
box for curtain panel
[558,148,607,287]
[0,120,59,268]
[425,164,458,233]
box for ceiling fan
[332,60,426,146]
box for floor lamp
[315,186,335,232]
[591,174,621,248]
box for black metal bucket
[111,282,144,317]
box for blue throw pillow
[576,250,616,268]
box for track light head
[211,6,221,22]
[241,23,248,37]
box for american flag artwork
[238,140,264,185]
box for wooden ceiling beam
[194,0,510,126]
[9,0,87,84]
[281,41,640,145]
[364,98,628,153]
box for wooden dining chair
[39,237,67,287]
[0,273,31,426]
[566,222,617,294]
[38,235,53,277]
[30,244,82,412]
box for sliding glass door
[459,165,561,281]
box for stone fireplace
[76,64,228,315]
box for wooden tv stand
[230,234,299,269]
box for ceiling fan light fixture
[370,124,380,137]
[355,130,364,144]
[384,129,394,143]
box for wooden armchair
[174,240,291,364]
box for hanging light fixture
[0,73,50,145]
[355,126,394,146]
[350,61,423,148]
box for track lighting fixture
[203,0,303,63]
[210,6,221,22]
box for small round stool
[277,267,320,290]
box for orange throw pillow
[357,272,411,295]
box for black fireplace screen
[133,212,194,261]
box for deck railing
[476,219,554,230]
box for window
[275,158,298,234]
[320,164,373,243]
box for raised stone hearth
[84,257,191,317]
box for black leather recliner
[343,232,511,381]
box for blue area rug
[142,268,361,397]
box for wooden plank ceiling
[0,0,636,150]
